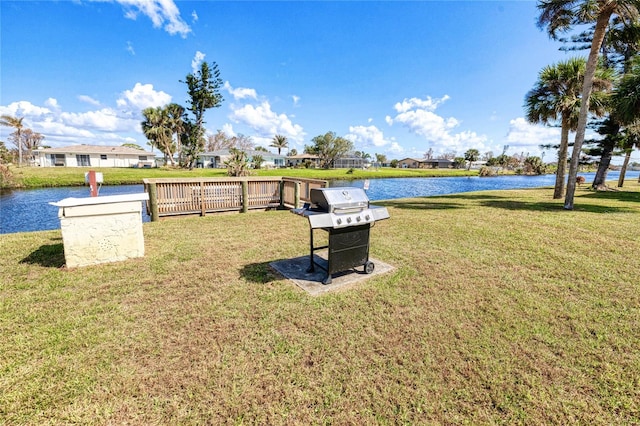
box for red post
[88,170,98,197]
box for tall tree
[306,132,354,169]
[586,117,624,188]
[0,115,25,166]
[525,57,612,198]
[270,134,288,155]
[537,0,640,209]
[182,61,224,169]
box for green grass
[1,183,639,424]
[2,166,476,189]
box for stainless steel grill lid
[310,187,369,212]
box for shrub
[479,166,497,177]
[0,164,14,188]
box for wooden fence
[143,177,327,221]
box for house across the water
[33,145,157,168]
[199,149,287,169]
[397,158,454,169]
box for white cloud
[387,95,489,155]
[224,81,258,100]
[388,142,404,155]
[191,10,198,22]
[60,108,132,132]
[229,100,305,143]
[37,120,97,138]
[78,95,101,106]
[191,51,206,73]
[292,95,300,106]
[221,123,236,137]
[102,0,191,38]
[393,95,450,114]
[506,117,561,148]
[0,101,52,119]
[346,125,393,148]
[44,98,59,109]
[116,83,171,110]
[126,41,135,55]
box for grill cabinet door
[327,224,370,274]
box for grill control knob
[347,217,352,223]
[365,214,370,221]
[356,216,361,222]
[336,218,342,225]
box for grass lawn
[3,166,476,189]
[1,184,639,424]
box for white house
[33,145,156,168]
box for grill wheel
[364,261,375,274]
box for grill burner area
[292,187,389,285]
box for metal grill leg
[306,227,315,273]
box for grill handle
[331,206,367,214]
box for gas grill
[291,187,390,285]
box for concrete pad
[269,252,395,296]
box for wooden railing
[143,177,327,221]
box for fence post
[200,181,206,216]
[294,181,300,208]
[241,180,249,213]
[148,182,159,222]
[279,180,286,209]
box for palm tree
[270,134,288,155]
[141,107,175,166]
[537,0,640,209]
[525,57,612,198]
[613,58,640,186]
[0,115,25,166]
[166,103,185,165]
[464,148,480,170]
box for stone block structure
[51,193,149,268]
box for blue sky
[2,0,622,162]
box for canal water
[1,171,638,234]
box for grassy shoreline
[2,166,478,189]
[1,184,639,423]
